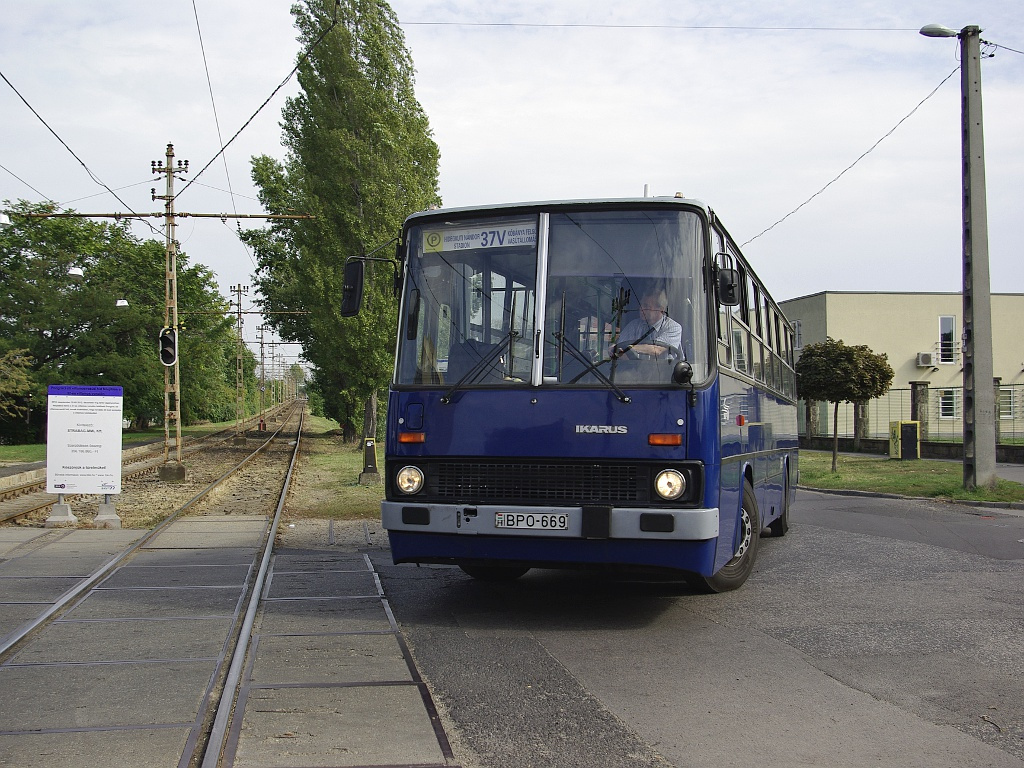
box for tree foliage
[0,200,248,442]
[243,0,440,439]
[796,336,895,471]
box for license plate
[495,512,569,531]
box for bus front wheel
[459,564,530,582]
[697,482,760,593]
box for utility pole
[920,24,997,489]
[18,143,313,478]
[152,144,187,481]
[231,284,249,441]
[257,324,269,431]
[958,27,997,490]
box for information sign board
[46,385,124,495]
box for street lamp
[920,23,997,489]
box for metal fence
[799,384,1024,444]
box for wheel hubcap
[729,508,752,564]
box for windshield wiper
[554,332,631,404]
[440,331,518,404]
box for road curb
[797,484,1024,512]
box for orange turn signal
[398,432,425,444]
[648,433,682,446]
[736,415,747,426]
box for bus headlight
[396,466,425,494]
[654,469,686,500]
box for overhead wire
[0,68,161,236]
[0,161,49,200]
[191,0,258,272]
[740,65,960,248]
[400,22,919,32]
[175,0,341,200]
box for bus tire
[698,481,760,593]
[459,564,530,581]
[768,471,790,537]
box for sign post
[45,385,124,528]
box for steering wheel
[619,342,684,361]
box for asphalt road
[375,491,1024,768]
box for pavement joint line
[244,680,426,690]
[0,722,194,736]
[260,594,382,602]
[3,656,220,668]
[55,614,234,623]
[255,630,397,638]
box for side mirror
[340,259,364,317]
[717,267,740,306]
[672,361,693,386]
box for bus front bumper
[381,502,718,541]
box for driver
[611,287,682,359]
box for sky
[2,1,1022,360]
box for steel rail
[0,402,302,661]
[199,407,305,768]
[0,405,293,524]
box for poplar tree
[246,0,441,438]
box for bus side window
[732,326,749,375]
[731,264,747,328]
[715,242,732,367]
[746,274,760,336]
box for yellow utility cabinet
[889,421,921,460]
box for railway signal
[158,327,177,367]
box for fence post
[853,402,869,450]
[910,381,930,442]
[994,377,1002,445]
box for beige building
[779,292,1024,440]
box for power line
[0,161,49,199]
[740,65,959,248]
[176,1,342,200]
[0,68,161,236]
[191,0,256,272]
[400,21,918,32]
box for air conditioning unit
[916,352,934,367]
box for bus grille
[432,461,646,505]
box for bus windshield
[396,208,709,389]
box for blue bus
[343,197,798,591]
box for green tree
[243,0,440,439]
[0,200,242,439]
[796,337,895,472]
[0,349,32,421]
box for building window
[999,388,1015,420]
[938,316,956,363]
[938,389,959,419]
[793,319,802,350]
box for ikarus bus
[342,196,798,591]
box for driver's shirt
[617,314,682,351]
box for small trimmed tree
[796,337,894,472]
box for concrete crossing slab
[67,585,242,620]
[0,727,190,768]
[257,596,392,635]
[249,633,411,685]
[0,660,212,730]
[232,685,445,768]
[10,616,234,664]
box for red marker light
[736,415,746,426]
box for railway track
[0,402,456,768]
[0,409,289,525]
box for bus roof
[404,196,714,225]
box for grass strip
[799,450,1024,504]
